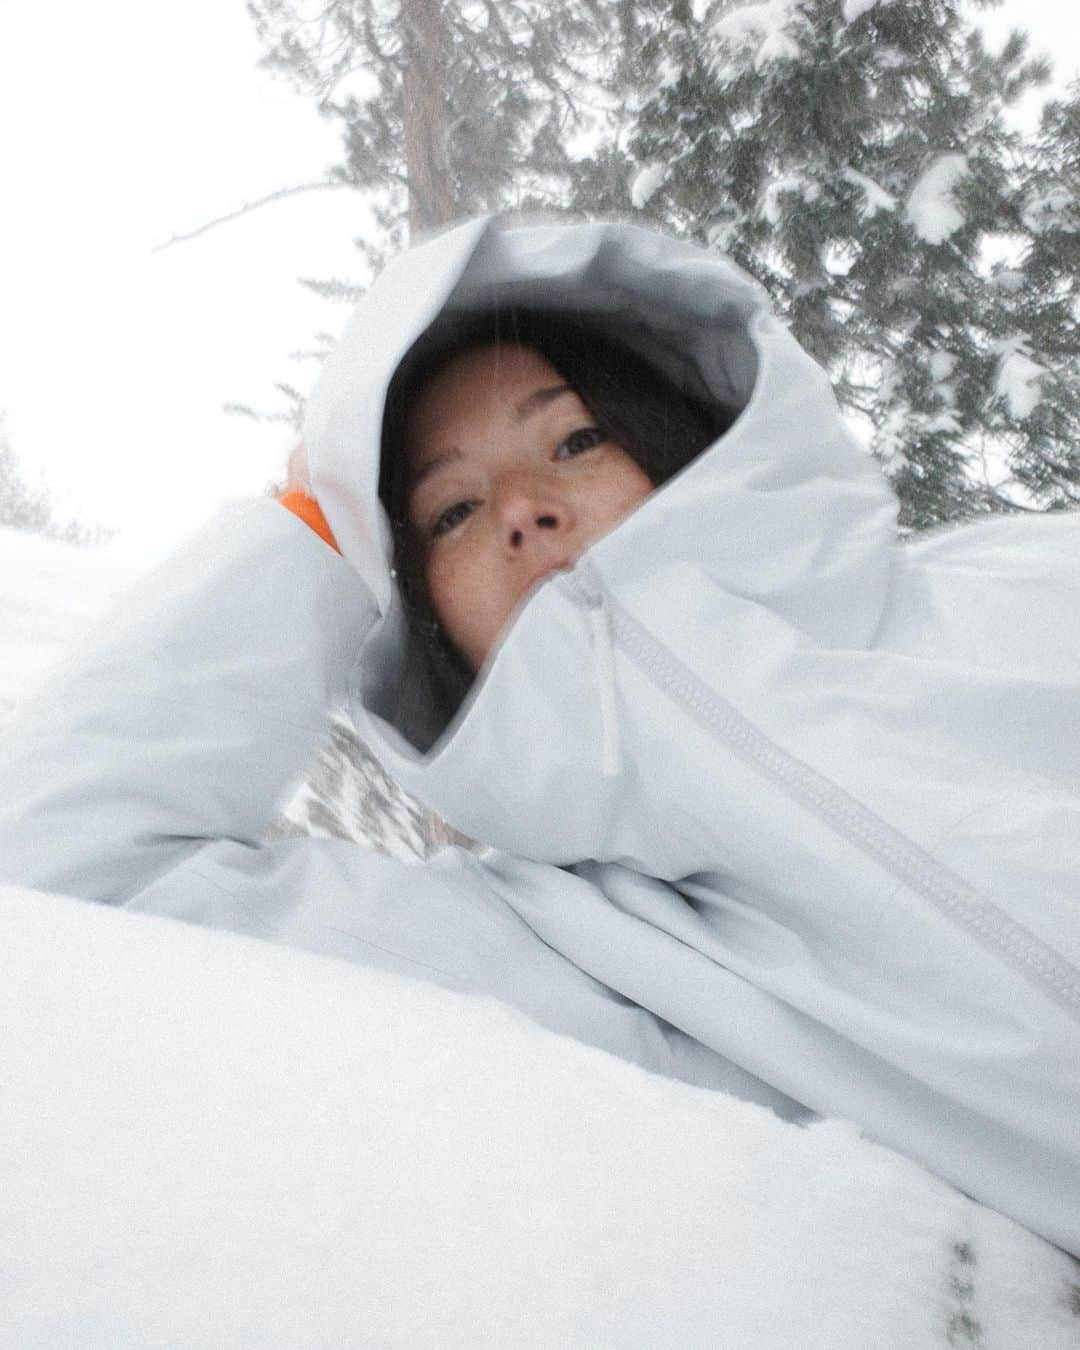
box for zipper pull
[588,596,621,779]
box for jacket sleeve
[0,498,378,904]
[0,496,814,1117]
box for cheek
[594,459,654,524]
[424,549,461,629]
[425,542,504,649]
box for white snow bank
[3,882,1077,1350]
[904,154,969,245]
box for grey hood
[303,215,898,852]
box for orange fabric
[276,489,341,555]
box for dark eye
[555,426,604,459]
[431,499,475,539]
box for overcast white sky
[1,0,1078,561]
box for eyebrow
[408,383,575,491]
[514,383,574,420]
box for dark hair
[379,307,735,696]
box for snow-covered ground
[3,525,1079,1347]
[0,526,136,728]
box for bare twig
[150,179,356,254]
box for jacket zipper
[586,595,622,778]
[569,573,1080,1022]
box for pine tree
[246,0,621,253]
[1004,81,1080,511]
[626,0,1079,527]
[247,0,1079,529]
[232,0,627,428]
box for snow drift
[2,881,1078,1349]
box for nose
[492,471,574,551]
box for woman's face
[404,342,654,672]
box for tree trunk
[400,0,457,236]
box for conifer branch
[149,180,356,254]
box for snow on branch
[842,167,897,218]
[991,337,1047,421]
[841,0,890,23]
[630,162,669,209]
[903,154,969,245]
[711,0,801,68]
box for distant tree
[0,418,53,536]
[0,417,115,546]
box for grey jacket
[2,216,1078,1254]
